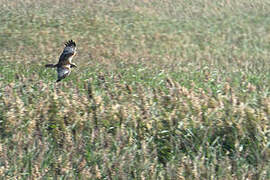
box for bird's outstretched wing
[57,67,71,82]
[58,40,76,65]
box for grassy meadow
[1,0,270,179]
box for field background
[1,0,270,179]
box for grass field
[1,0,270,179]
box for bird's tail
[45,64,57,68]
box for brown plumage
[45,40,77,82]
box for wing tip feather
[65,39,76,47]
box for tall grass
[1,0,270,179]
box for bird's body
[45,40,77,82]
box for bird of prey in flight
[45,40,77,82]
